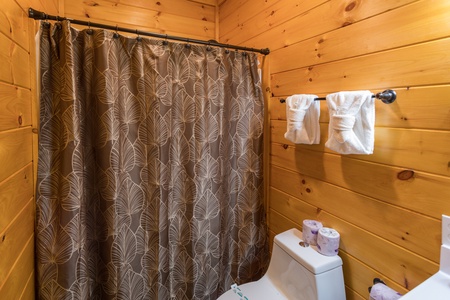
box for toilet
[218,228,346,300]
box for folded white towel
[284,94,320,144]
[325,91,375,154]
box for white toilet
[218,228,346,300]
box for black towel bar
[279,89,396,104]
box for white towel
[325,91,375,154]
[284,94,320,144]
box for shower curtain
[35,21,268,300]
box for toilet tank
[265,228,346,300]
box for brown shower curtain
[36,21,268,299]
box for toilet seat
[217,276,287,300]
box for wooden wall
[61,0,217,41]
[0,0,217,299]
[0,0,58,298]
[220,0,450,299]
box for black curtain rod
[28,8,270,55]
[279,89,397,104]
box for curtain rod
[28,8,270,55]
[279,89,397,104]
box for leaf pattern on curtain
[36,20,268,300]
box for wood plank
[0,164,33,235]
[262,54,271,219]
[220,0,327,46]
[270,187,318,223]
[270,0,450,73]
[219,0,276,23]
[19,271,35,300]
[269,85,450,131]
[317,211,438,290]
[0,33,30,88]
[0,82,32,131]
[271,38,450,96]
[221,0,417,51]
[15,0,59,15]
[0,0,29,51]
[69,23,212,42]
[28,17,39,192]
[268,230,275,253]
[0,198,35,288]
[269,208,300,235]
[270,145,450,219]
[64,0,216,40]
[102,0,216,22]
[344,288,364,300]
[0,128,33,183]
[340,251,408,299]
[188,0,217,6]
[0,235,34,299]
[271,121,450,177]
[270,182,440,263]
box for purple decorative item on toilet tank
[302,219,323,245]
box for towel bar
[279,89,396,104]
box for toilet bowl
[217,228,346,300]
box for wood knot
[345,1,356,11]
[397,170,415,180]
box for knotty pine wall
[0,0,217,299]
[220,0,450,299]
[0,0,59,298]
[62,0,217,41]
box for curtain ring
[206,41,212,52]
[162,34,168,46]
[113,25,119,38]
[87,21,93,35]
[136,29,142,41]
[185,39,191,49]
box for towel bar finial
[376,89,396,104]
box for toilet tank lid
[274,228,343,275]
